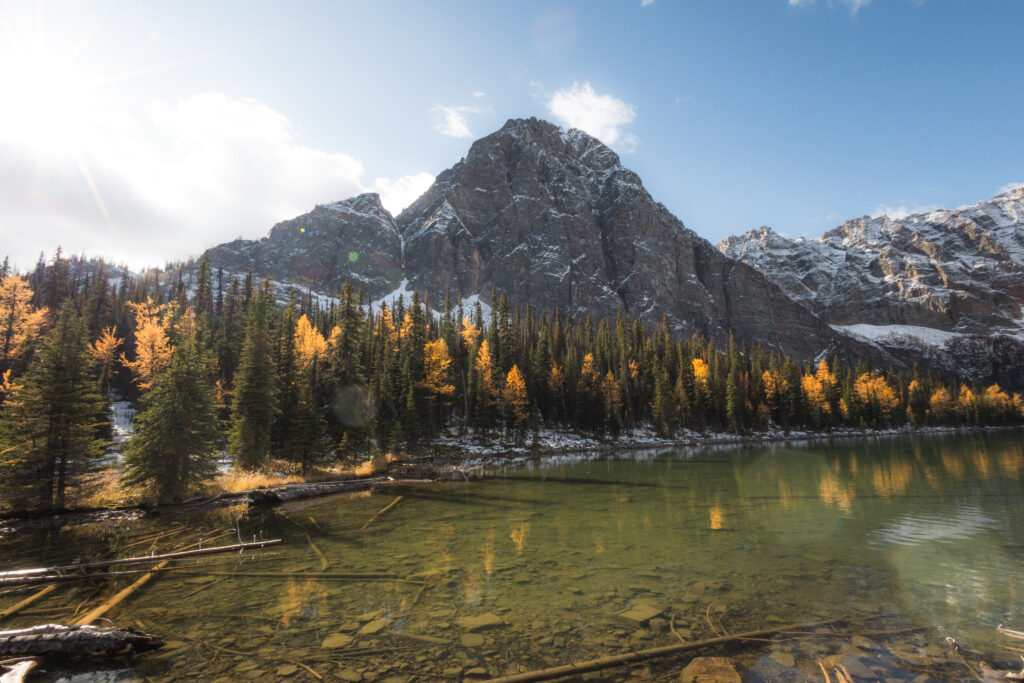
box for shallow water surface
[3,431,1024,681]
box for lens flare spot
[348,251,359,262]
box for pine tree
[0,302,106,511]
[121,315,219,500]
[229,282,279,469]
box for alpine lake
[3,430,1024,682]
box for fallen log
[0,586,57,621]
[74,561,169,626]
[0,539,283,584]
[0,624,163,657]
[360,495,403,531]
[1,659,36,683]
[484,617,847,683]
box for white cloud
[787,0,872,14]
[998,181,1024,195]
[473,90,486,99]
[872,204,938,220]
[429,104,488,138]
[0,93,430,268]
[641,0,655,6]
[372,172,435,216]
[546,82,637,150]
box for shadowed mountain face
[203,118,900,366]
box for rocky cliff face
[206,192,403,298]
[718,188,1024,334]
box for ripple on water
[868,504,999,548]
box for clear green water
[2,431,1024,681]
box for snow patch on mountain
[832,324,962,348]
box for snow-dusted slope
[718,187,1024,336]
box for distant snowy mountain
[718,188,1024,387]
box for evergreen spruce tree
[0,301,106,511]
[228,282,279,469]
[121,318,219,500]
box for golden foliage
[475,339,498,398]
[983,384,1013,413]
[928,387,955,419]
[0,275,47,367]
[503,364,530,426]
[294,314,328,371]
[692,358,710,388]
[581,352,599,382]
[601,371,622,414]
[628,359,640,380]
[420,338,455,397]
[89,327,122,366]
[762,369,788,407]
[853,372,899,416]
[460,315,480,349]
[121,298,173,390]
[801,373,829,415]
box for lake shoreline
[1,423,1018,533]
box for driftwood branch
[74,561,169,626]
[484,617,847,683]
[0,539,283,583]
[1,659,36,683]
[360,495,403,531]
[0,586,57,622]
[0,624,163,658]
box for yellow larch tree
[928,387,955,422]
[294,314,328,373]
[121,298,173,390]
[853,372,899,423]
[692,358,710,389]
[762,369,788,415]
[502,364,530,430]
[0,275,48,372]
[459,316,480,350]
[420,338,455,399]
[88,326,122,396]
[475,339,498,401]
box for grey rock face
[395,118,842,360]
[718,188,1024,334]
[206,193,403,299]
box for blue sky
[1,0,1021,268]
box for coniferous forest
[1,250,1022,511]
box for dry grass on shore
[0,452,401,514]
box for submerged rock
[455,614,505,632]
[679,656,741,683]
[616,603,664,624]
[321,633,354,649]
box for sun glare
[0,50,96,155]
